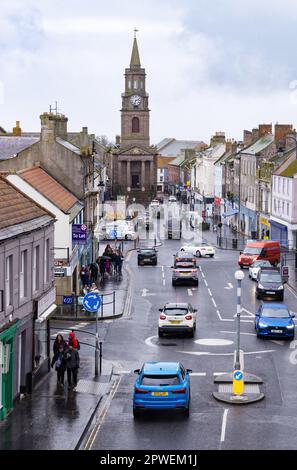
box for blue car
[255,303,295,339]
[133,362,192,419]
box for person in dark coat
[114,249,123,275]
[64,344,80,390]
[53,334,67,356]
[51,344,66,385]
[99,256,106,280]
[89,262,99,283]
[80,265,90,287]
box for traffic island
[213,371,265,405]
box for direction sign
[233,370,244,395]
[82,292,102,313]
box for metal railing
[54,292,116,319]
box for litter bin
[232,238,238,249]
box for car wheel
[158,329,164,338]
[209,254,214,258]
[172,281,176,287]
[279,294,284,301]
[133,409,141,419]
[184,406,190,418]
[256,293,260,300]
[196,250,201,258]
[194,281,199,287]
[249,274,251,278]
[189,329,194,338]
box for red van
[238,241,280,268]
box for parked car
[158,302,197,338]
[172,257,198,286]
[249,260,272,280]
[133,362,192,418]
[168,195,177,202]
[255,303,295,339]
[239,240,280,268]
[137,247,158,266]
[180,242,215,258]
[256,267,284,300]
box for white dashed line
[163,279,166,286]
[189,372,207,377]
[212,298,217,308]
[188,289,193,296]
[208,288,212,297]
[204,280,208,287]
[220,409,229,443]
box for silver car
[171,258,199,287]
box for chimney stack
[40,112,68,142]
[12,121,21,136]
[274,124,294,150]
[258,124,272,138]
[116,135,121,145]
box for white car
[168,195,177,202]
[249,260,272,280]
[180,242,215,258]
[150,199,160,207]
[158,302,197,338]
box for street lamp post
[234,269,245,370]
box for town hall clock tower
[111,32,157,202]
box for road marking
[233,307,255,319]
[286,284,297,299]
[195,338,234,346]
[178,349,275,357]
[189,372,207,377]
[208,288,212,297]
[213,372,226,376]
[161,265,164,272]
[188,289,193,296]
[201,272,205,279]
[163,279,166,286]
[220,330,257,337]
[224,283,233,290]
[145,336,158,348]
[86,375,122,450]
[204,280,208,287]
[142,288,156,297]
[212,298,217,308]
[220,409,229,443]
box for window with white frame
[128,80,131,89]
[44,239,50,284]
[5,255,13,307]
[134,80,138,89]
[33,245,40,292]
[287,202,290,216]
[20,250,28,299]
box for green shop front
[0,320,19,421]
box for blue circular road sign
[233,371,243,381]
[82,292,102,312]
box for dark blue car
[255,303,295,339]
[133,362,191,419]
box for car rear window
[141,375,181,386]
[164,308,188,316]
[140,250,155,254]
[175,262,195,268]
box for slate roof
[19,166,79,213]
[0,175,54,231]
[0,136,39,159]
[157,138,205,157]
[56,137,80,154]
[240,135,274,155]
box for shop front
[32,287,56,387]
[259,215,270,240]
[0,320,19,421]
[270,219,288,247]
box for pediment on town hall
[115,144,158,157]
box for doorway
[132,174,140,189]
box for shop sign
[259,216,270,227]
[72,224,87,245]
[54,267,66,278]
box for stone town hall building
[111,35,158,203]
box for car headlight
[277,286,284,290]
[258,284,264,289]
[286,324,295,329]
[258,321,268,328]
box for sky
[1,0,297,145]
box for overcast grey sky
[1,0,297,144]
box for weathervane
[134,27,138,38]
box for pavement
[0,356,113,450]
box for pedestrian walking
[80,265,90,287]
[68,330,80,350]
[89,261,99,284]
[51,344,66,385]
[53,334,67,356]
[64,344,80,390]
[99,256,106,280]
[114,249,123,276]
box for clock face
[130,95,141,106]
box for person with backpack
[64,343,80,390]
[68,331,80,350]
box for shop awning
[36,304,57,323]
[222,208,238,217]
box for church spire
[130,29,141,68]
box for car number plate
[170,320,181,324]
[152,392,168,396]
[271,330,282,333]
[144,259,150,262]
[180,273,189,276]
[267,291,275,294]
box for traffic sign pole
[95,307,99,376]
[82,292,102,377]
